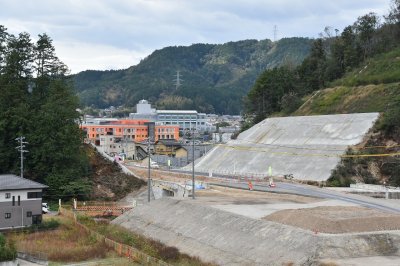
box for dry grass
[8,216,113,263]
[78,215,216,266]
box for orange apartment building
[80,119,180,142]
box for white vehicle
[42,202,49,214]
[150,161,160,169]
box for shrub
[0,233,16,262]
[377,99,400,136]
[35,219,60,230]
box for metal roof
[0,174,48,190]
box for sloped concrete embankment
[112,199,400,265]
[190,113,379,181]
[315,232,400,263]
[112,199,321,265]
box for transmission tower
[15,136,28,178]
[273,25,278,42]
[173,70,183,90]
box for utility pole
[147,138,151,202]
[273,25,278,42]
[16,136,28,178]
[192,130,195,199]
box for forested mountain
[73,37,312,114]
[244,4,400,125]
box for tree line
[244,0,400,127]
[0,26,91,199]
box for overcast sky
[0,0,390,74]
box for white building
[129,100,216,133]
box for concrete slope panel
[193,113,379,181]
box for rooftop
[0,174,48,190]
[157,110,198,114]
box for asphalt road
[210,181,400,214]
[129,166,400,214]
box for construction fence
[59,207,170,266]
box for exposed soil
[264,206,400,234]
[196,186,319,204]
[86,145,145,200]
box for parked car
[42,202,49,214]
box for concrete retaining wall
[190,113,379,181]
[112,198,400,266]
[112,199,322,265]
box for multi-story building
[0,174,47,230]
[80,119,179,143]
[129,100,216,133]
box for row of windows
[5,211,34,219]
[28,192,42,199]
[5,192,42,201]
[159,115,197,119]
[89,127,148,132]
[157,135,173,139]
[157,128,175,133]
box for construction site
[98,113,400,265]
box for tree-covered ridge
[244,0,400,126]
[0,26,90,199]
[73,37,312,114]
[244,1,400,186]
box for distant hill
[72,37,312,114]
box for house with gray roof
[0,174,47,230]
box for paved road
[211,181,400,214]
[128,165,400,214]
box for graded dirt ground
[127,165,400,234]
[195,186,319,204]
[264,206,400,234]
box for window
[18,195,20,206]
[5,193,10,199]
[12,196,15,206]
[27,192,42,199]
[5,213,11,219]
[27,211,32,217]
[32,215,42,225]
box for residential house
[0,174,47,230]
[154,139,187,158]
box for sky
[0,0,391,74]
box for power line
[234,137,400,152]
[216,143,400,158]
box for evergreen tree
[0,26,90,199]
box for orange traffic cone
[248,181,253,191]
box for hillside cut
[193,113,379,181]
